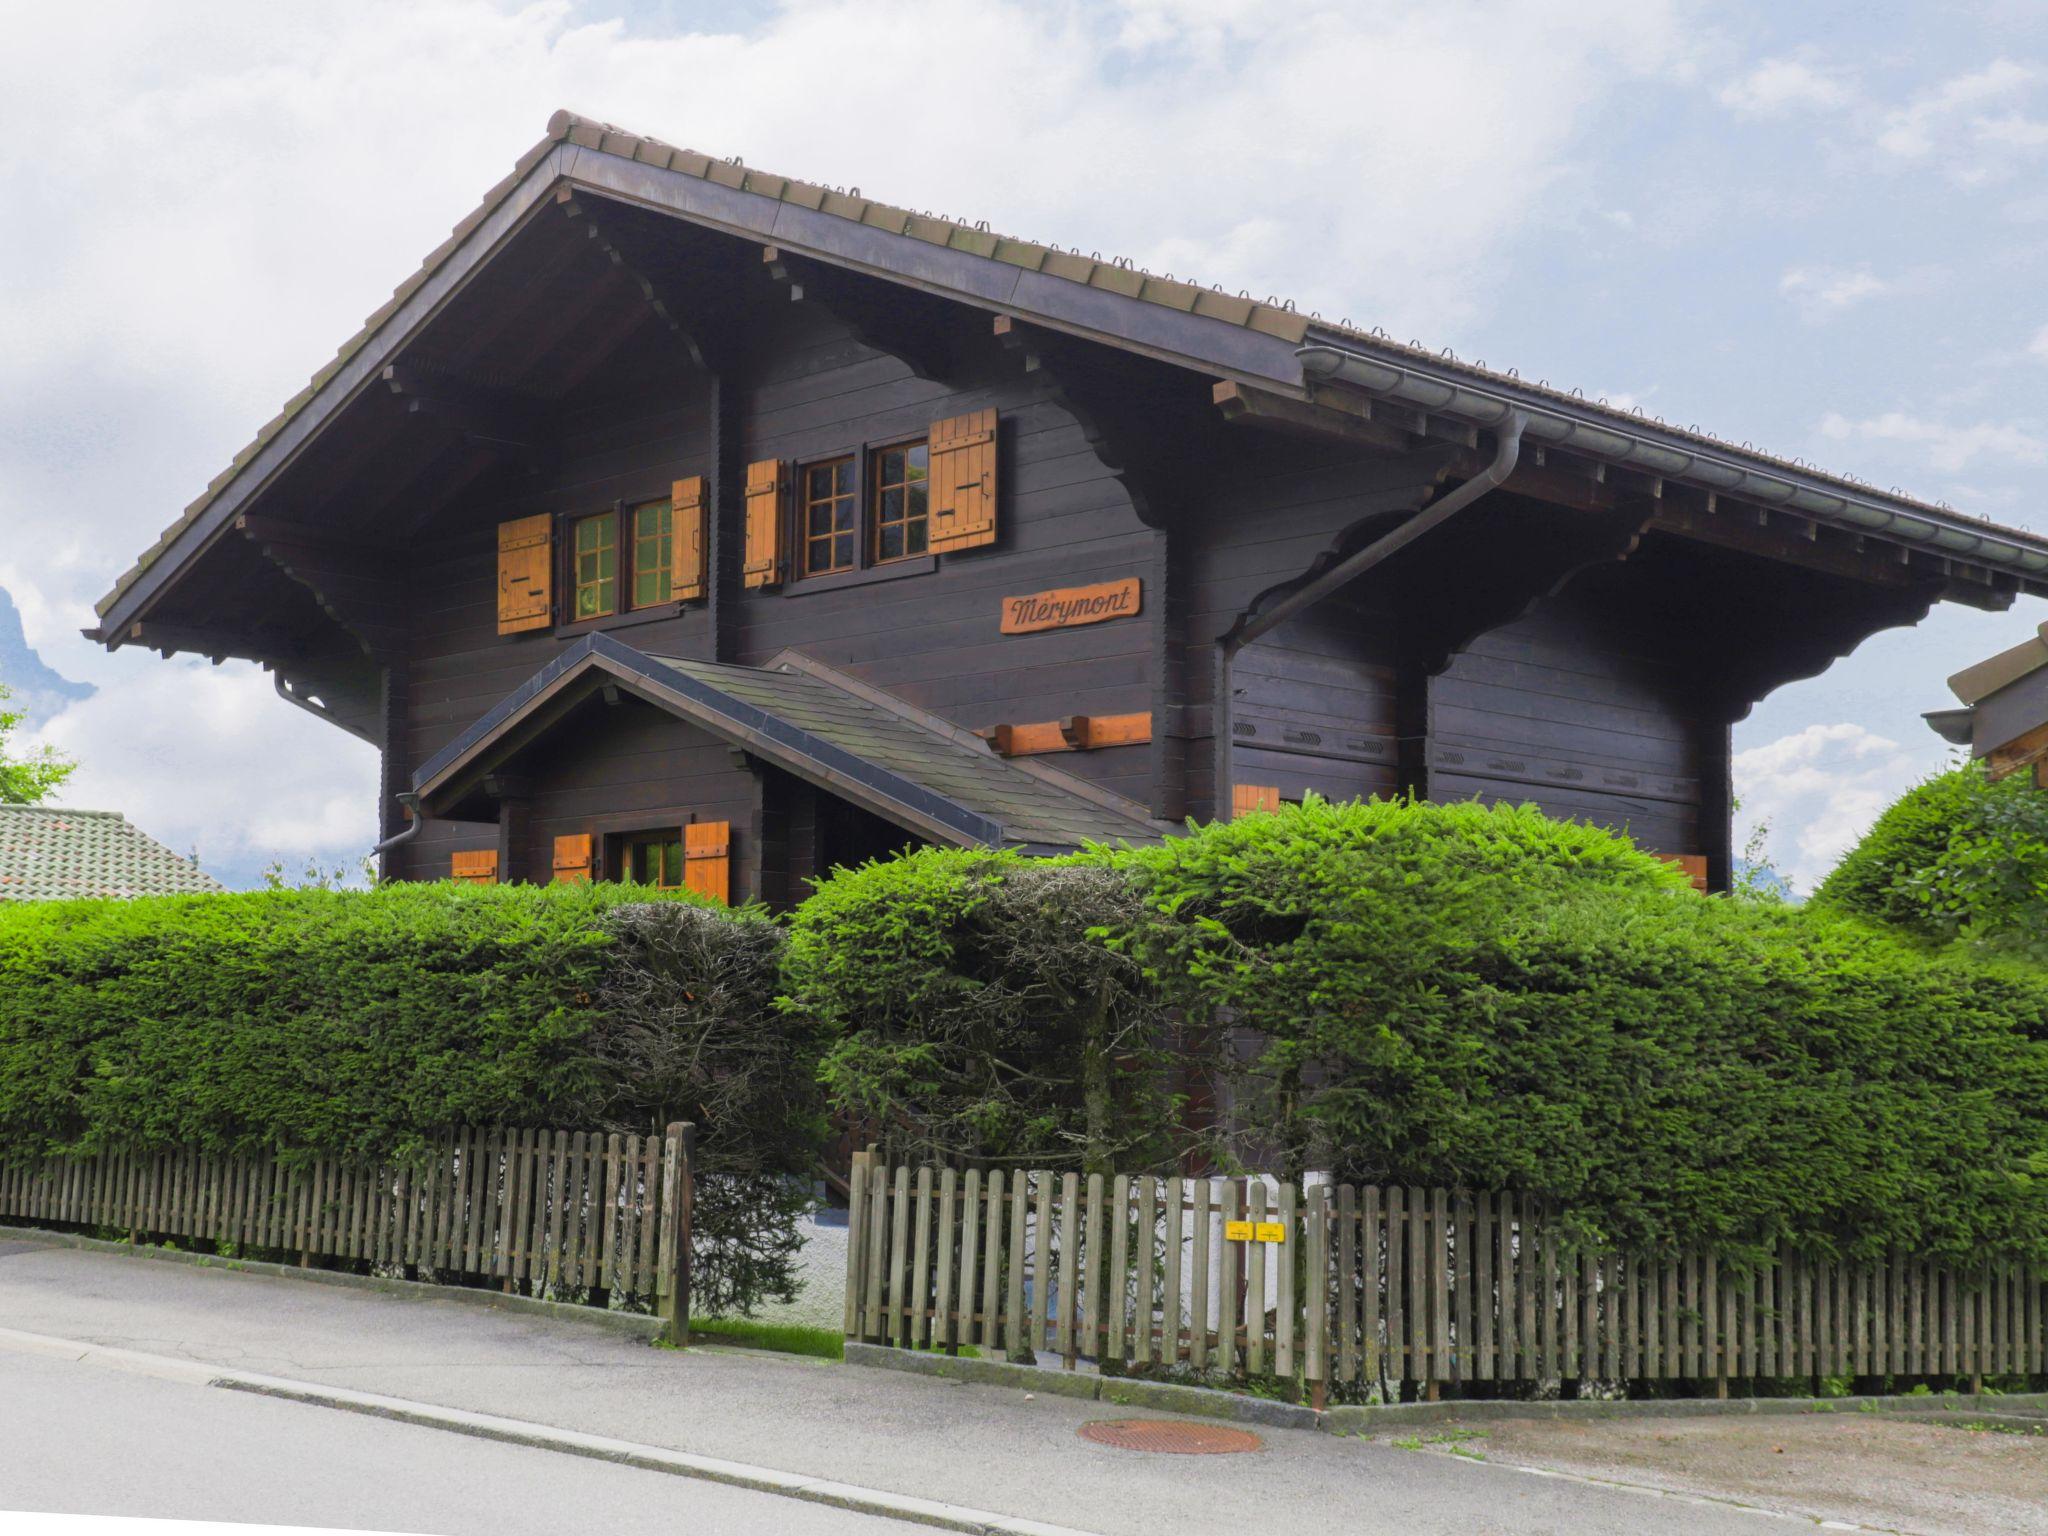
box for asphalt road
[0,1349,928,1536]
[0,1233,1848,1536]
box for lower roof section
[412,633,1168,854]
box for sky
[1,0,2044,891]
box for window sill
[553,603,699,640]
[783,555,936,596]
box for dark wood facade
[96,115,2046,904]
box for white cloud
[2031,322,2048,362]
[1718,57,1854,117]
[1733,723,1944,893]
[27,662,378,887]
[1779,265,1891,319]
[1876,58,2039,176]
[1818,410,2048,473]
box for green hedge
[0,881,820,1314]
[1114,797,2048,1267]
[784,849,1190,1172]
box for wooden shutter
[551,832,594,884]
[683,821,731,904]
[497,514,553,634]
[928,409,998,553]
[672,475,707,602]
[1660,853,1710,893]
[1231,784,1280,819]
[743,460,783,588]
[451,849,499,884]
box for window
[802,457,858,576]
[572,511,618,620]
[622,831,684,887]
[871,442,929,563]
[631,499,673,609]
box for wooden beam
[1650,500,1922,589]
[763,246,957,380]
[122,621,305,664]
[1212,380,1413,454]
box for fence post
[844,1146,871,1341]
[658,1122,695,1346]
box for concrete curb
[844,1342,1321,1430]
[0,1326,1104,1536]
[845,1342,2048,1436]
[0,1222,663,1343]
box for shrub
[1814,763,2048,962]
[588,903,821,1315]
[786,849,1191,1172]
[1116,796,2048,1267]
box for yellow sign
[1225,1220,1289,1244]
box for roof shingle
[0,806,225,902]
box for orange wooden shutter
[1231,784,1280,819]
[551,832,594,884]
[743,460,783,588]
[451,849,499,884]
[928,409,998,553]
[672,475,707,602]
[683,821,731,904]
[497,514,553,634]
[1660,853,1710,893]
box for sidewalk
[0,1230,1964,1536]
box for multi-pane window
[631,500,673,609]
[623,831,683,887]
[803,457,858,576]
[572,511,618,620]
[872,443,929,563]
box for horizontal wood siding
[1429,580,1708,855]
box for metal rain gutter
[1296,342,2048,580]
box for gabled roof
[96,109,2048,634]
[412,634,1168,854]
[0,806,224,902]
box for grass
[688,1318,845,1359]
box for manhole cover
[1078,1419,1262,1454]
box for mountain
[0,586,94,727]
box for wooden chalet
[1927,621,2048,786]
[91,112,2048,903]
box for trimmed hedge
[784,849,1190,1172]
[0,882,819,1314]
[1114,797,2048,1267]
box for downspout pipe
[371,791,425,860]
[1213,411,1527,813]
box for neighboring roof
[0,805,225,902]
[96,110,2048,629]
[1948,620,2048,706]
[412,634,1168,853]
[1926,620,2048,775]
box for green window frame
[871,442,930,563]
[572,511,618,620]
[632,499,674,609]
[623,831,684,888]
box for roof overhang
[1296,341,2048,594]
[414,633,1010,848]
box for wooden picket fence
[0,1124,696,1336]
[844,1158,2048,1400]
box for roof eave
[1296,337,2048,590]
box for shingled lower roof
[411,634,1168,853]
[95,109,2048,631]
[0,805,224,902]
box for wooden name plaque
[1000,577,1142,634]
